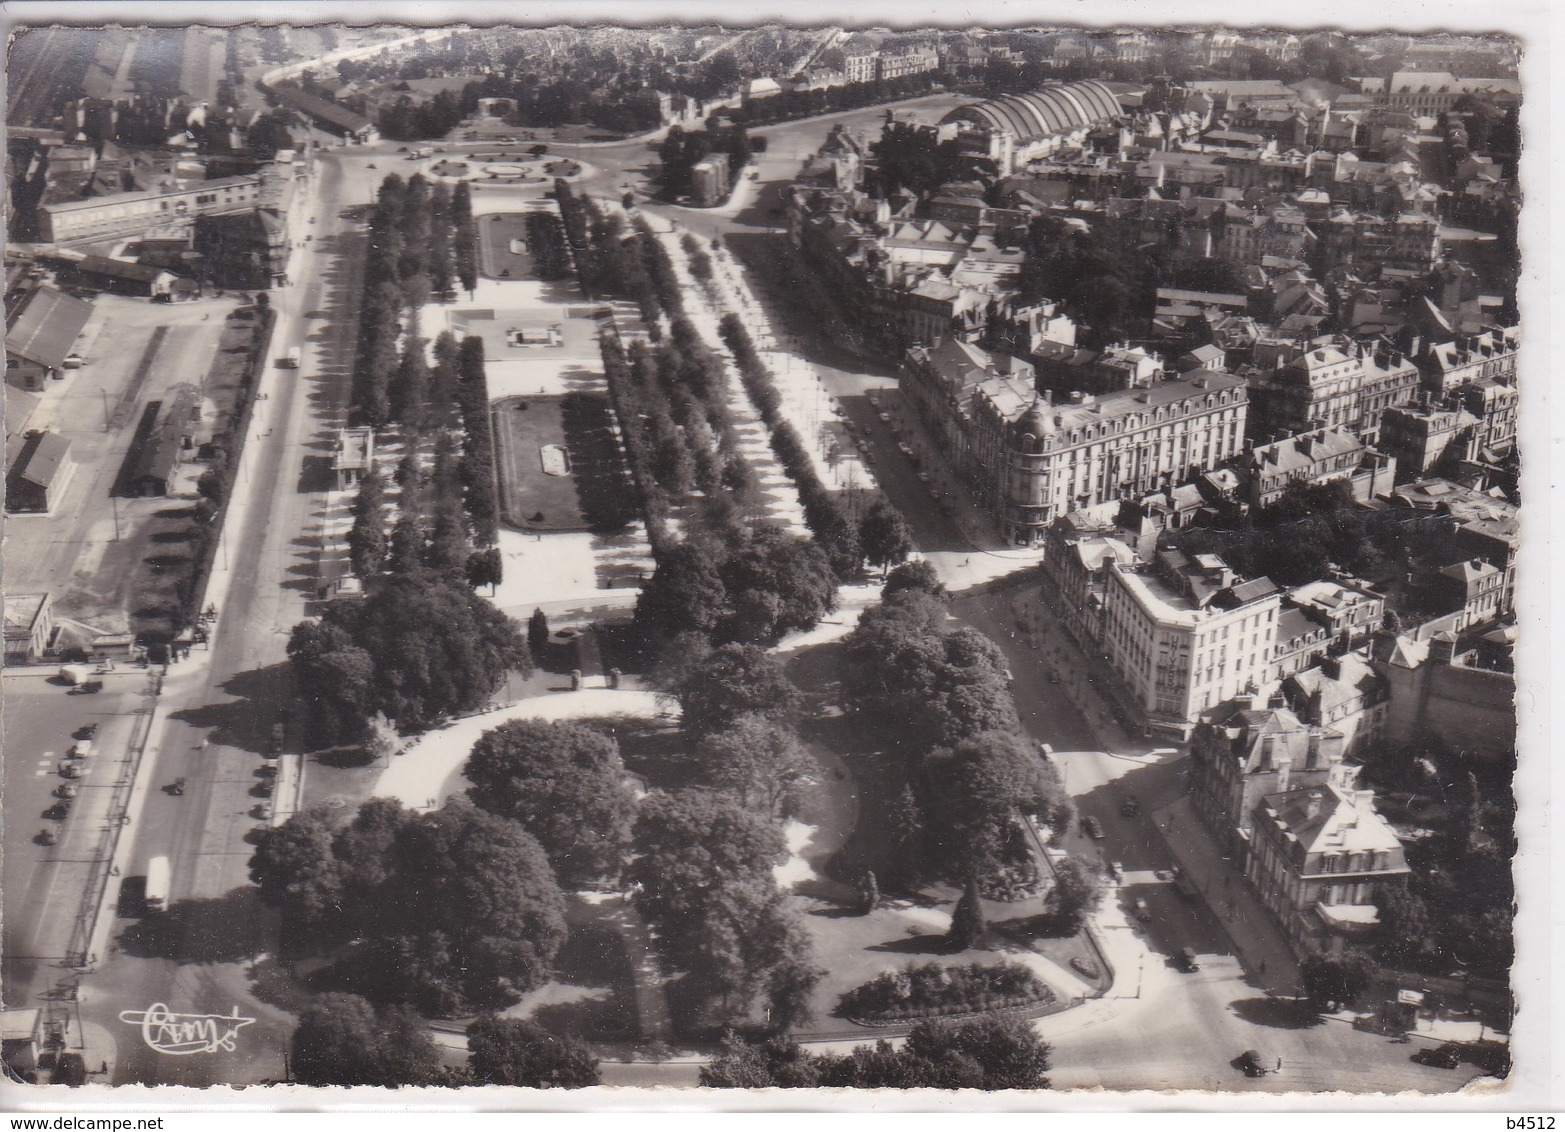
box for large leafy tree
[882,558,946,602]
[464,719,637,886]
[899,1016,1053,1090]
[1046,856,1104,933]
[378,796,568,1011]
[858,500,914,575]
[248,804,345,934]
[256,796,567,1015]
[292,571,530,737]
[694,712,809,818]
[672,643,799,740]
[1300,950,1377,1011]
[290,993,440,1087]
[630,788,817,1022]
[843,591,1018,749]
[465,1016,600,1088]
[719,527,838,646]
[922,730,1068,882]
[286,621,376,747]
[634,541,727,638]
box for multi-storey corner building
[1099,549,1283,738]
[901,342,1249,547]
[1247,783,1411,956]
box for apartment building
[1247,783,1410,956]
[1245,338,1422,445]
[1189,692,1353,857]
[1099,548,1283,738]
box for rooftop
[4,285,94,368]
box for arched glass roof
[941,81,1123,144]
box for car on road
[68,680,102,695]
[1121,795,1141,817]
[1081,815,1104,839]
[1175,947,1200,972]
[897,442,914,459]
[1237,1050,1269,1077]
[1106,860,1124,882]
[917,471,930,483]
[877,411,891,423]
[58,761,83,779]
[1133,897,1153,922]
[1412,1043,1463,1069]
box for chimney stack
[1305,789,1324,820]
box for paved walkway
[580,892,674,1044]
[370,685,668,812]
[1151,794,1303,997]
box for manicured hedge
[838,960,1054,1024]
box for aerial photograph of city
[1,3,1545,1109]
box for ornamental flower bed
[838,960,1054,1024]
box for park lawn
[493,394,588,531]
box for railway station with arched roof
[939,81,1125,174]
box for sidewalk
[1151,794,1302,997]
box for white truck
[144,856,171,914]
[280,346,302,369]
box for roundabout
[426,155,595,186]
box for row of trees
[352,173,477,429]
[552,184,683,325]
[292,1001,601,1088]
[376,88,465,142]
[708,71,942,131]
[700,1016,1051,1090]
[840,569,1075,898]
[636,641,823,1032]
[718,312,876,579]
[343,329,500,593]
[251,795,565,1015]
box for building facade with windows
[1245,339,1421,445]
[39,174,265,244]
[1189,694,1353,856]
[1247,783,1410,956]
[1099,549,1283,738]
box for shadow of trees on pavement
[167,662,290,756]
[115,887,278,964]
[1228,996,1325,1029]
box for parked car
[1133,897,1152,922]
[1081,815,1104,839]
[1412,1043,1463,1069]
[59,761,83,779]
[1175,947,1200,972]
[68,680,103,695]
